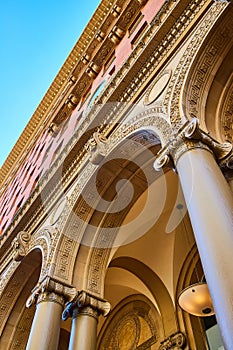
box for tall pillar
[154,119,233,349]
[26,276,76,350]
[62,290,111,350]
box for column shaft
[176,147,233,349]
[26,295,63,350]
[68,307,98,350]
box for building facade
[0,0,233,349]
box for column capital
[159,332,186,350]
[26,276,76,308]
[154,118,232,171]
[62,290,111,321]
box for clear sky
[0,0,100,167]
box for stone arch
[0,249,42,349]
[108,256,176,337]
[164,0,230,131]
[28,225,54,280]
[53,114,172,291]
[182,2,233,143]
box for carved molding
[165,0,229,130]
[11,231,31,261]
[62,290,111,321]
[159,332,186,350]
[85,131,108,165]
[184,6,233,134]
[26,275,76,308]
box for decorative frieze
[62,290,111,321]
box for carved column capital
[159,332,186,350]
[62,290,111,321]
[26,276,76,308]
[11,231,31,261]
[154,118,232,171]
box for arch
[0,249,42,349]
[28,225,54,280]
[182,3,233,142]
[109,256,177,336]
[165,0,231,131]
[52,114,172,291]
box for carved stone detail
[37,291,65,306]
[11,231,31,261]
[154,118,232,170]
[164,0,229,129]
[159,332,186,350]
[86,131,108,165]
[62,290,111,321]
[26,276,76,308]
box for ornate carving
[65,94,79,110]
[11,231,31,261]
[221,80,233,143]
[165,0,229,129]
[185,8,233,128]
[62,290,111,321]
[26,276,76,308]
[86,131,108,164]
[153,118,233,170]
[111,5,121,17]
[86,61,101,79]
[159,332,186,350]
[108,25,125,44]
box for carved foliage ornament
[153,118,233,171]
[62,290,111,321]
[26,276,76,308]
[85,131,108,165]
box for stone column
[154,119,233,349]
[26,276,76,350]
[62,290,111,350]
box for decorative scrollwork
[26,276,76,308]
[11,231,31,261]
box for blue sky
[0,0,100,167]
